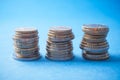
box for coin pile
[13,27,40,60]
[80,24,109,60]
[46,27,74,61]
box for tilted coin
[82,24,109,35]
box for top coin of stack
[13,27,40,60]
[82,24,109,35]
[46,27,74,61]
[80,24,109,60]
[48,27,74,42]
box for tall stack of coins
[80,24,109,60]
[46,27,74,61]
[13,28,40,60]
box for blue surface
[0,0,120,80]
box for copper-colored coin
[15,32,38,38]
[80,41,109,48]
[13,53,40,60]
[82,24,109,35]
[82,51,109,60]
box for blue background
[0,0,120,80]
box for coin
[14,41,38,49]
[46,52,73,61]
[82,50,108,55]
[82,24,109,35]
[82,51,109,60]
[13,53,40,60]
[49,27,72,33]
[15,27,38,34]
[82,37,106,43]
[84,34,106,39]
[48,34,74,42]
[13,36,39,44]
[15,32,38,38]
[80,41,109,49]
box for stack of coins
[80,24,109,60]
[46,27,74,61]
[13,27,40,60]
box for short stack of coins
[80,24,109,60]
[13,27,40,60]
[46,27,74,61]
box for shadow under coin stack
[80,24,109,60]
[13,28,40,60]
[46,27,74,61]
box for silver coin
[46,51,72,57]
[82,50,108,55]
[83,46,109,53]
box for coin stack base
[45,54,74,61]
[82,51,109,61]
[13,27,40,61]
[13,54,40,61]
[80,24,109,60]
[46,27,74,61]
